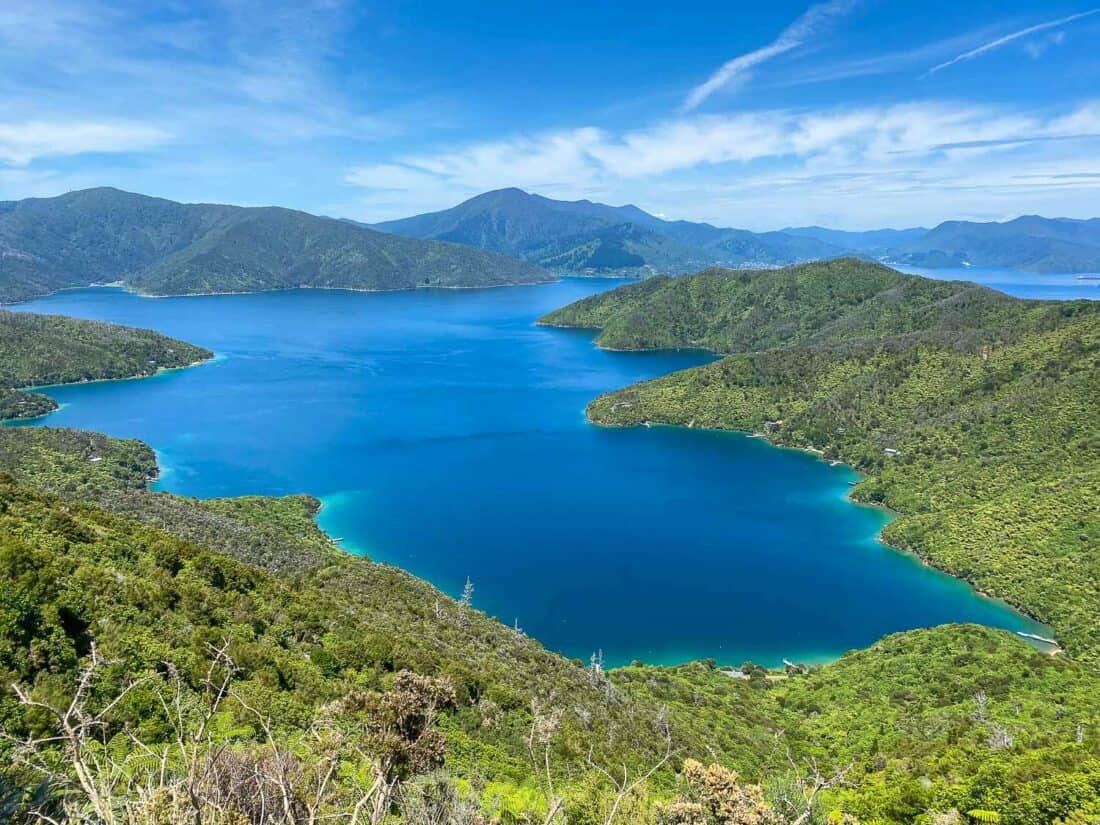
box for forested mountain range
[378,188,1100,275]
[374,188,848,276]
[0,188,551,303]
[891,215,1100,273]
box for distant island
[0,308,212,419]
[0,187,552,303]
[542,258,1100,665]
[378,187,1100,276]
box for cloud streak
[926,8,1100,75]
[0,120,169,166]
[683,0,859,111]
[345,101,1100,226]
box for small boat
[1016,631,1058,645]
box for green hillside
[0,426,1098,823]
[0,308,212,420]
[538,259,1044,352]
[543,260,1100,663]
[0,188,551,302]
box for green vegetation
[0,388,56,420]
[2,258,1100,822]
[538,259,1046,352]
[544,259,1100,664]
[1,422,1099,823]
[621,627,1100,824]
[0,187,551,302]
[0,307,212,421]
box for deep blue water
[9,278,1050,666]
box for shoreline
[134,280,558,298]
[20,354,215,395]
[534,321,722,355]
[5,270,647,308]
[2,279,560,307]
[1,356,216,426]
[586,409,1060,653]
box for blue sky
[1,0,1099,230]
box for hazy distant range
[375,188,1100,277]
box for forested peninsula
[541,258,1100,663]
[0,308,212,420]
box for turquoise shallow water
[9,278,1048,666]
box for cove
[9,279,1047,667]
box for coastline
[1,355,216,425]
[2,278,561,307]
[20,354,216,394]
[130,279,558,299]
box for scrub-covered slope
[1,426,1098,824]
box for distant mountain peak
[375,189,845,275]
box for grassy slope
[541,260,1100,664]
[0,308,213,421]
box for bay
[10,277,1049,666]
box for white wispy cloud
[683,0,859,111]
[926,8,1100,75]
[345,101,1100,226]
[0,121,170,166]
